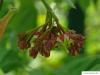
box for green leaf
[0,50,29,73]
[90,64,100,70]
[9,0,37,32]
[66,0,76,8]
[53,55,100,75]
[0,0,3,11]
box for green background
[0,0,100,75]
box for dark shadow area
[67,3,85,35]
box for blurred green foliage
[0,0,100,75]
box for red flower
[18,33,30,49]
[68,33,84,55]
[59,30,84,55]
[29,47,38,58]
[29,29,57,58]
[18,19,84,58]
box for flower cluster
[18,21,84,58]
[18,33,30,49]
[18,23,59,58]
[29,26,58,58]
[18,10,84,58]
[58,30,84,55]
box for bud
[29,47,38,58]
[43,49,50,57]
[18,33,30,49]
[66,31,84,55]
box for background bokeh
[0,0,100,75]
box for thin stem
[42,11,51,32]
[26,26,42,42]
[41,0,65,33]
[41,0,58,21]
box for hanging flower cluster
[17,11,84,58]
[58,30,84,55]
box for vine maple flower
[18,33,30,49]
[68,33,84,55]
[29,26,58,58]
[29,47,38,58]
[58,30,84,55]
[41,30,57,57]
[18,9,84,58]
[17,0,85,59]
[18,23,84,58]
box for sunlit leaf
[66,0,75,8]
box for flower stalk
[17,0,84,58]
[41,0,58,22]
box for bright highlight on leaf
[66,0,76,8]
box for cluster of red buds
[18,21,84,58]
[58,30,84,55]
[18,10,84,58]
